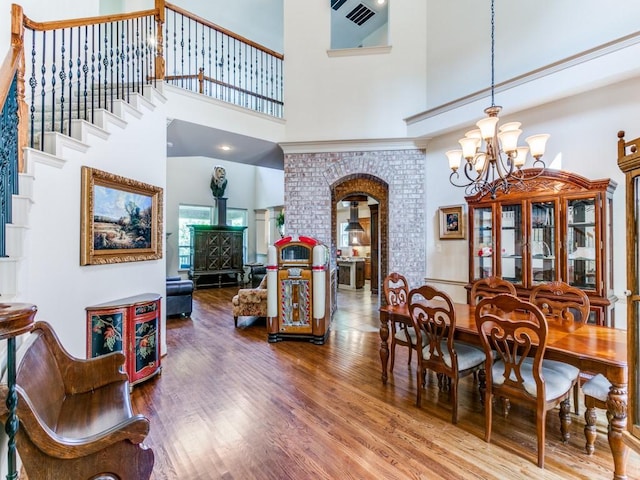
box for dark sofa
[166,276,194,317]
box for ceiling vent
[346,3,376,26]
[331,0,348,10]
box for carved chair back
[470,276,517,306]
[529,281,590,328]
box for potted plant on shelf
[276,210,285,238]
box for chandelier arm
[449,162,480,189]
[495,151,515,180]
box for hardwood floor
[131,284,640,479]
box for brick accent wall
[284,149,426,289]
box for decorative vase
[216,197,227,226]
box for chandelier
[446,0,549,199]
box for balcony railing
[164,3,284,118]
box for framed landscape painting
[439,204,465,240]
[80,166,163,265]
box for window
[178,205,248,270]
[339,222,349,247]
[330,0,389,50]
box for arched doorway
[331,174,389,297]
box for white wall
[283,0,427,141]
[23,94,167,359]
[426,0,640,109]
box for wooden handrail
[165,2,284,60]
[22,8,160,32]
[0,46,20,113]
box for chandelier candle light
[446,0,550,199]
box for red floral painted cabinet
[86,293,162,387]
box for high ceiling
[166,119,284,170]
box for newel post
[11,4,26,174]
[154,0,165,81]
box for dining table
[379,302,630,480]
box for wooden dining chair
[408,285,486,424]
[383,273,420,372]
[470,276,517,306]
[529,281,588,414]
[475,294,576,468]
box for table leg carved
[379,312,389,384]
[607,383,629,480]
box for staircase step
[6,224,28,257]
[23,147,67,172]
[92,108,128,131]
[112,98,143,120]
[43,131,90,158]
[11,195,32,226]
[70,118,110,144]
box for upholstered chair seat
[232,276,267,327]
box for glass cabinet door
[530,200,557,284]
[472,206,493,280]
[499,204,523,285]
[567,197,597,290]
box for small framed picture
[439,204,465,240]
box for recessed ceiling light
[377,0,386,5]
[220,145,231,151]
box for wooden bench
[5,321,154,479]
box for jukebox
[266,236,330,344]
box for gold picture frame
[80,166,163,265]
[439,204,465,240]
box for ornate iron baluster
[29,30,36,149]
[83,25,89,120]
[50,31,56,135]
[40,31,47,151]
[90,25,95,123]
[60,29,66,132]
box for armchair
[232,275,267,327]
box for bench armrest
[34,321,128,394]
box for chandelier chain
[490,0,495,107]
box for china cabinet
[617,131,640,449]
[466,169,616,326]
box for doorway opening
[331,174,389,303]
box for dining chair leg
[536,410,546,468]
[407,342,412,365]
[584,405,598,455]
[390,341,396,372]
[501,397,510,418]
[559,398,571,443]
[478,369,486,406]
[451,378,458,424]
[416,368,423,408]
[573,383,579,415]
[484,392,493,443]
